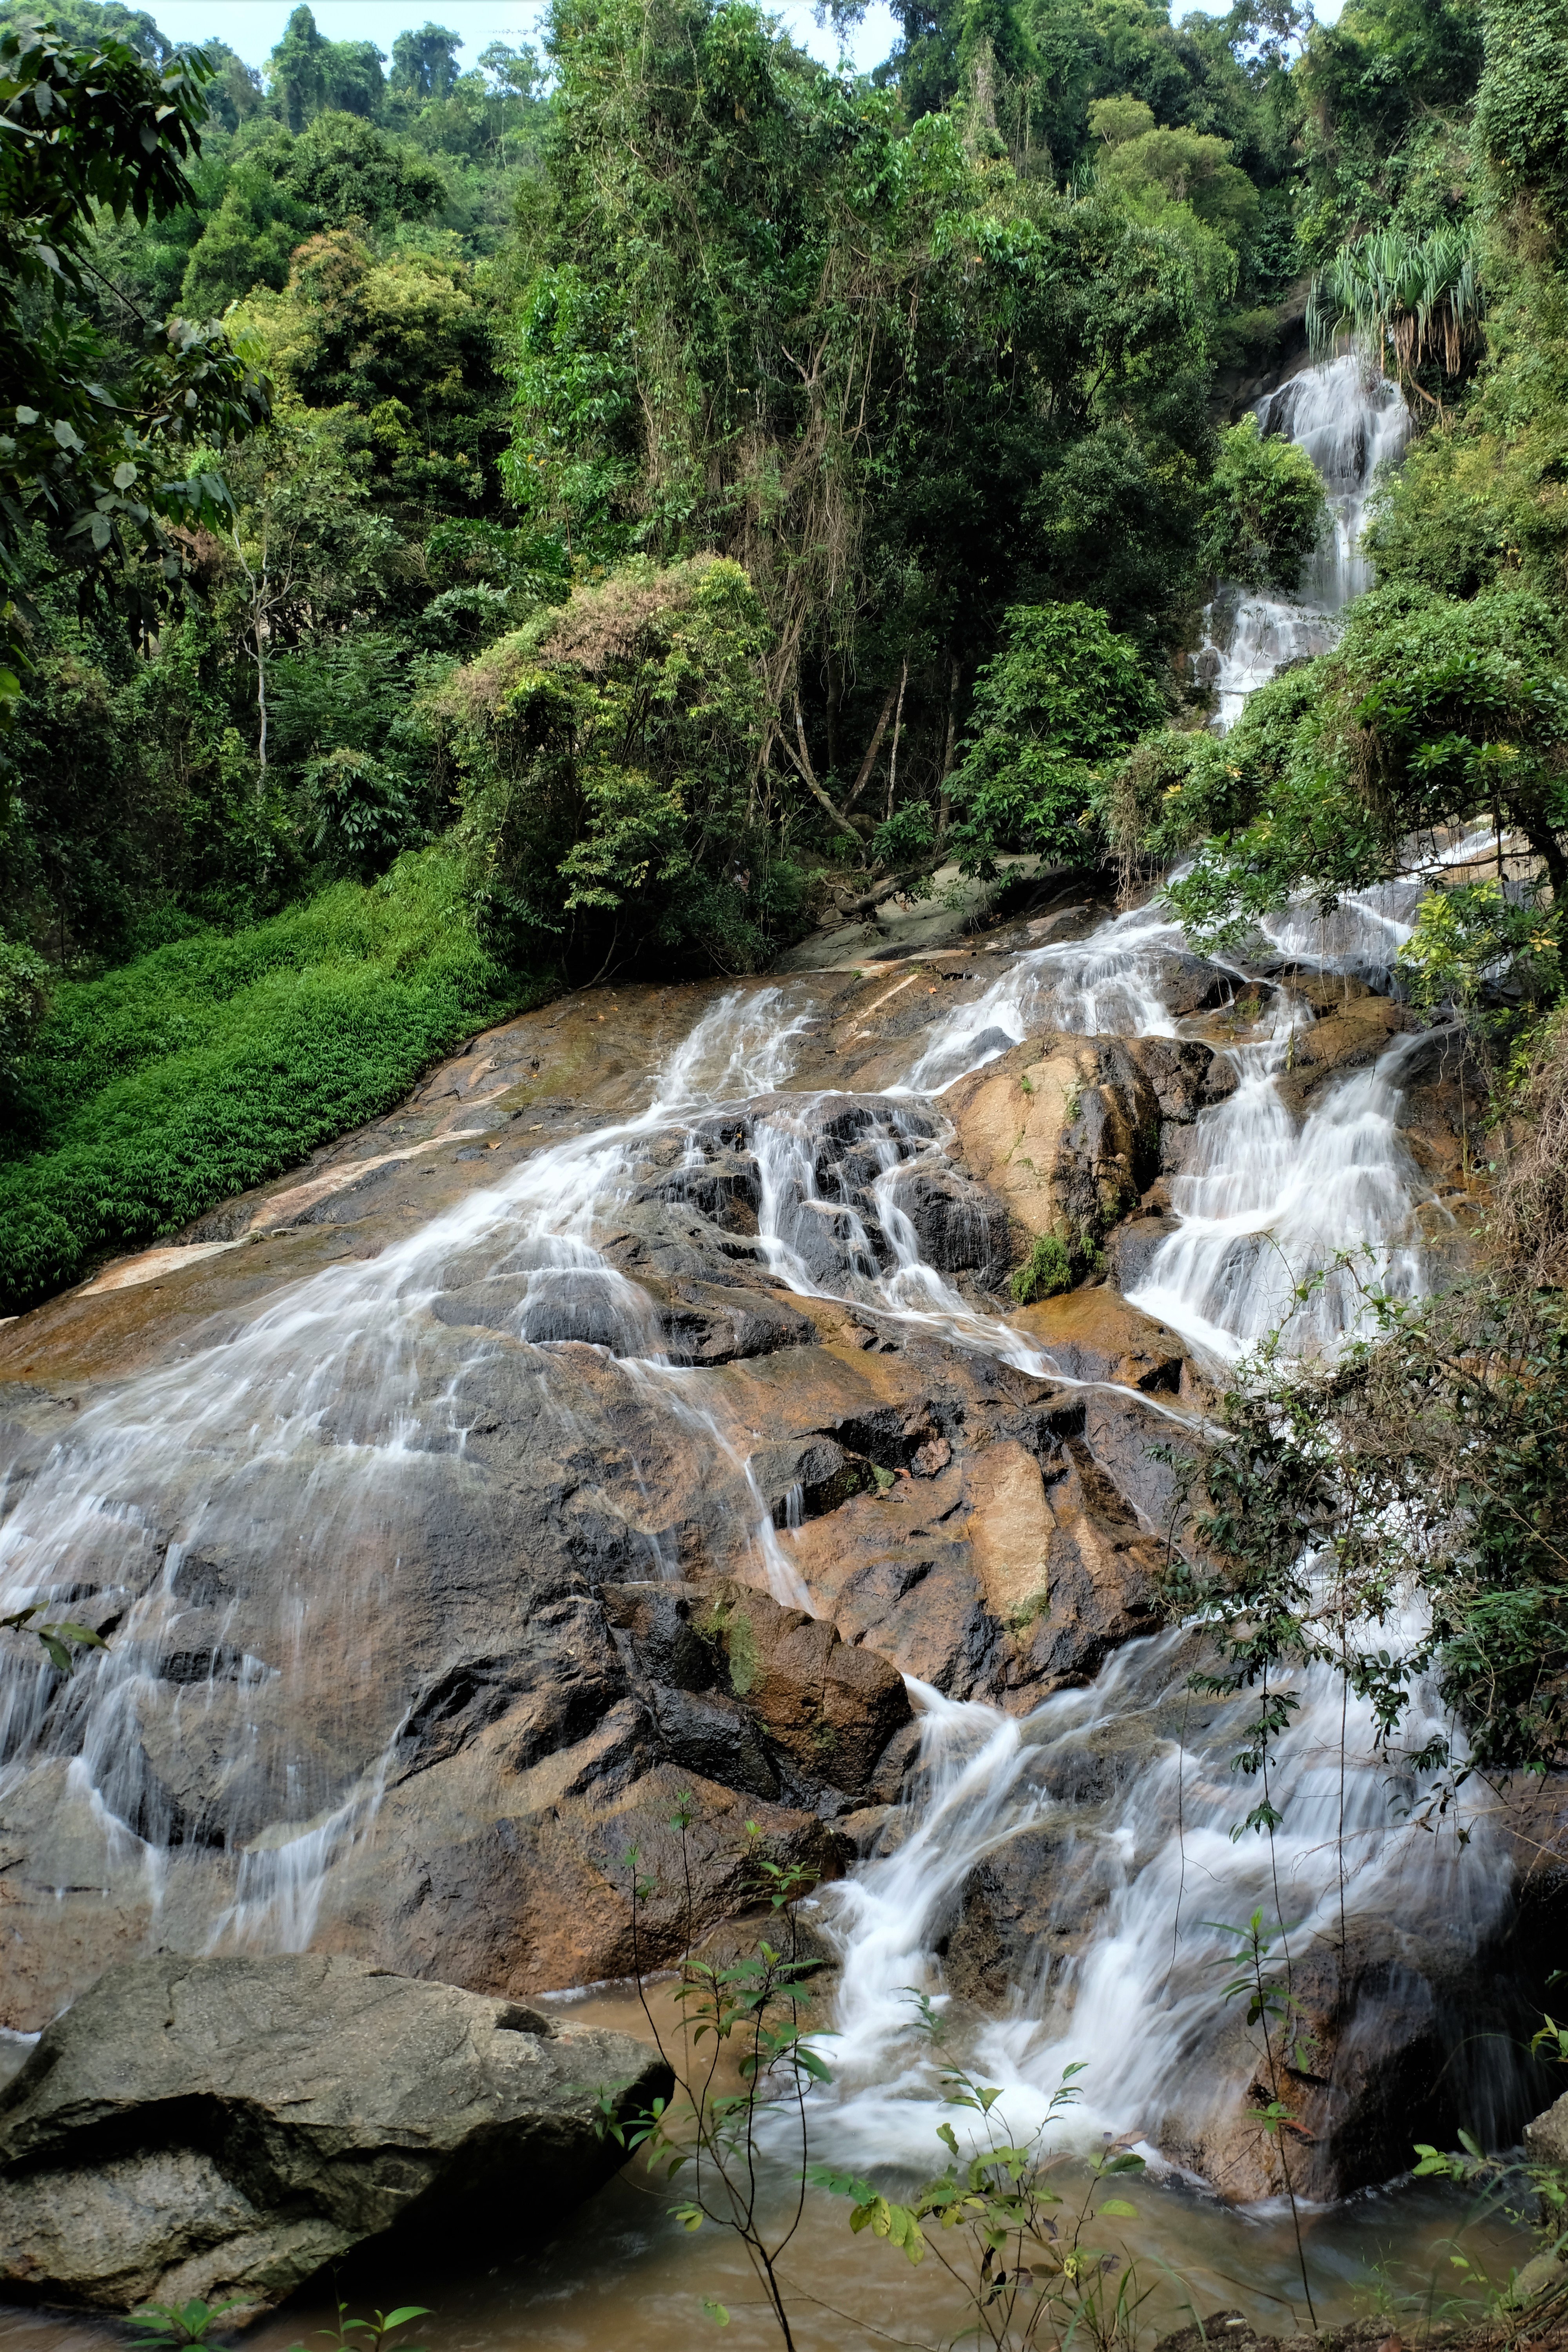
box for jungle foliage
[0,846,530,1308]
[1,0,1566,1318]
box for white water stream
[1199,353,1410,731]
[0,355,1516,2267]
[804,359,1511,2188]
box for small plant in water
[593,1792,828,2348]
[284,2302,433,2352]
[1206,1911,1318,2327]
[813,1993,1156,2352]
[127,2301,249,2350]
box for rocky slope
[0,882,1533,2209]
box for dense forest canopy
[0,0,1564,1318]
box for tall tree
[0,15,270,736]
[391,22,463,102]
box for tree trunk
[1507,789,1568,901]
[937,654,961,841]
[780,696,857,836]
[843,681,900,811]
[884,654,909,822]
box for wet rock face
[0,1952,670,2317]
[596,1091,1014,1304]
[946,1033,1235,1274]
[0,952,1506,2215]
[0,978,1205,2030]
[1157,1911,1541,2204]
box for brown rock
[1008,1285,1190,1395]
[699,1579,913,1797]
[0,970,1213,2034]
[965,1439,1054,1628]
[947,1033,1233,1284]
[947,1035,1125,1249]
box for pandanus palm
[1308,223,1483,406]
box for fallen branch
[828,862,942,922]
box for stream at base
[0,2151,1536,2352]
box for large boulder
[603,1577,913,1806]
[945,1034,1234,1279]
[0,1952,670,2316]
[697,1577,915,1795]
[946,1036,1137,1259]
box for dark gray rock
[1109,1214,1172,1294]
[1122,1036,1238,1123]
[659,1281,815,1365]
[887,1167,1014,1288]
[650,1684,780,1796]
[0,1952,670,2316]
[1149,952,1241,1018]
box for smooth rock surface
[0,934,1516,2215]
[0,1951,670,2315]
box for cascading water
[1125,1018,1433,1361]
[0,327,1506,2292]
[0,991,823,1951]
[788,358,1502,2192]
[820,1621,1519,2192]
[799,873,1510,2206]
[1199,352,1411,731]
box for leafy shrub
[0,849,535,1312]
[947,603,1163,874]
[1475,0,1568,229]
[1167,1275,1568,1788]
[1396,876,1563,1031]
[1201,413,1327,592]
[1166,587,1568,950]
[303,747,421,876]
[437,554,804,976]
[0,935,47,1079]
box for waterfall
[0,991,820,1953]
[800,922,1512,2205]
[1200,353,1411,731]
[0,317,1499,2200]
[820,1620,1515,2185]
[1125,1019,1434,1361]
[0,887,1503,2192]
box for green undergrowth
[0,849,544,1314]
[1010,1231,1072,1305]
